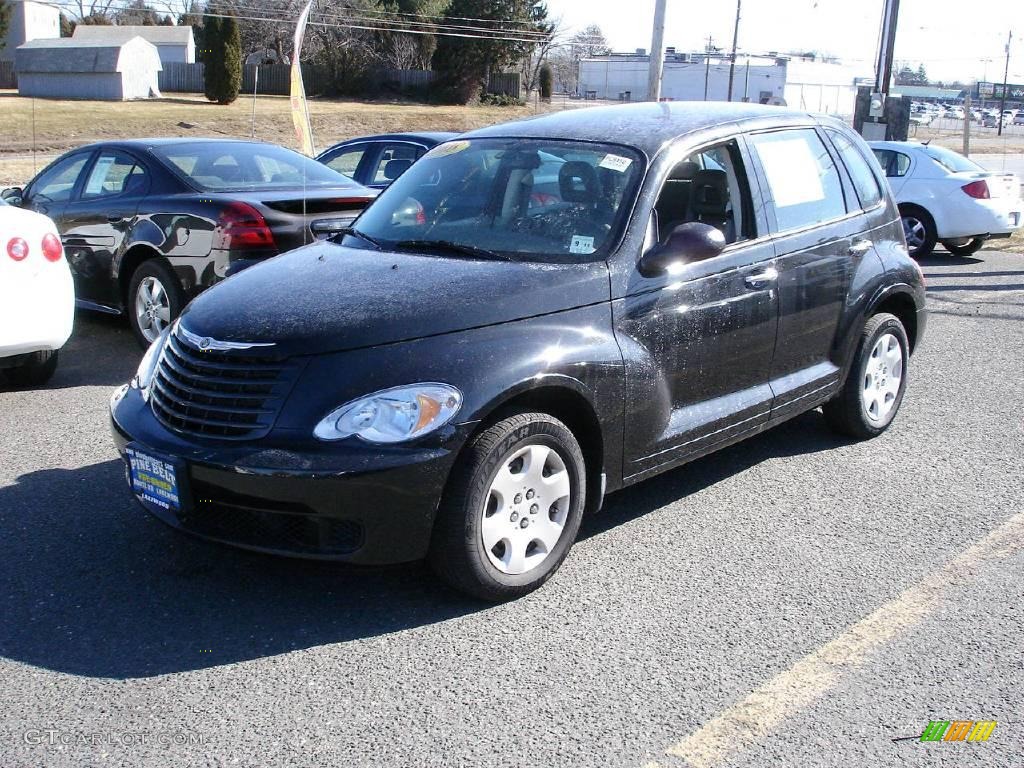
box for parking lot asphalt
[1,248,1022,767]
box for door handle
[744,267,778,289]
[849,239,873,255]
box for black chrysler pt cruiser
[110,103,926,601]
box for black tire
[823,313,909,439]
[899,205,937,259]
[4,350,58,387]
[941,237,985,257]
[127,259,185,349]
[429,412,587,602]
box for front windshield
[922,145,983,174]
[152,142,358,192]
[351,138,643,260]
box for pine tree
[539,63,553,99]
[203,8,242,105]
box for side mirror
[638,222,726,277]
[2,187,24,206]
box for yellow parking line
[653,511,1024,768]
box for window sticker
[427,140,471,159]
[569,235,595,254]
[598,154,633,173]
[85,156,116,195]
[755,137,826,207]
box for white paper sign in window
[755,137,826,208]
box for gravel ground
[1,248,1022,768]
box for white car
[869,141,1023,257]
[0,199,74,385]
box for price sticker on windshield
[569,235,595,254]
[598,154,633,173]
[427,140,471,158]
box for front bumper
[109,385,464,565]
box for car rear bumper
[935,197,1023,239]
[0,264,74,358]
[109,385,461,565]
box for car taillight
[7,237,28,261]
[961,180,990,199]
[41,233,63,262]
[216,202,276,249]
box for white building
[16,37,163,100]
[73,24,196,65]
[579,52,873,118]
[0,0,60,62]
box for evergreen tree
[0,1,11,54]
[59,12,75,38]
[204,7,242,105]
[539,62,553,99]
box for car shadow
[1,312,141,392]
[915,253,984,267]
[0,411,848,680]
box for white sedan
[0,199,74,386]
[869,141,1022,257]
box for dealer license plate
[125,445,182,512]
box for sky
[544,0,1024,84]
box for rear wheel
[3,350,58,387]
[824,313,909,439]
[941,237,985,257]
[128,260,185,348]
[429,412,586,601]
[899,205,937,259]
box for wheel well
[874,292,919,353]
[470,386,606,514]
[117,245,161,304]
[898,202,933,225]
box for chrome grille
[150,328,296,440]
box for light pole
[998,30,1012,137]
[727,0,741,101]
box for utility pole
[704,35,713,100]
[875,0,900,96]
[727,0,741,101]
[963,89,971,156]
[647,0,667,101]
[998,30,1012,136]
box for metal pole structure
[727,0,741,101]
[963,89,971,156]
[704,55,710,100]
[250,66,259,139]
[647,0,667,101]
[743,57,750,102]
[875,0,900,96]
[998,30,1012,136]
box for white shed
[72,25,196,65]
[0,1,60,63]
[15,37,163,101]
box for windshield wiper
[394,239,513,262]
[336,227,384,250]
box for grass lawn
[0,90,545,185]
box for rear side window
[872,149,911,178]
[828,131,884,210]
[749,129,846,232]
[82,152,149,199]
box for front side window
[653,139,754,246]
[29,154,90,203]
[323,146,367,179]
[352,138,644,261]
[82,152,149,199]
[749,128,846,232]
[153,142,354,191]
[828,131,884,210]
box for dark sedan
[317,132,457,189]
[2,139,377,346]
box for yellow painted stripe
[655,512,1024,768]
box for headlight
[132,327,170,401]
[314,383,462,443]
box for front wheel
[823,313,909,439]
[941,237,985,257]
[899,206,937,259]
[429,412,586,601]
[128,260,185,348]
[3,350,58,387]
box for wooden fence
[159,62,521,100]
[0,60,16,89]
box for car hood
[178,241,611,357]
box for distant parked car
[0,199,74,386]
[870,141,1022,257]
[1014,113,1024,126]
[981,114,999,128]
[317,132,458,189]
[2,139,377,346]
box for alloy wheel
[481,443,571,575]
[902,216,926,251]
[134,276,171,344]
[861,332,903,422]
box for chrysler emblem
[198,337,212,350]
[176,324,276,352]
